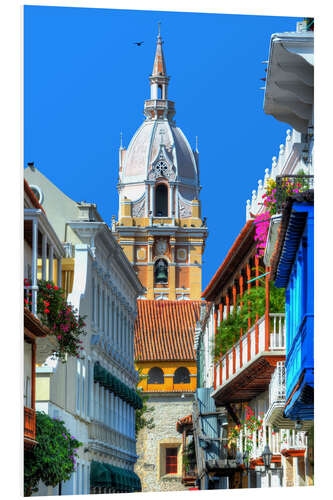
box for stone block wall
[135,394,194,492]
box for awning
[93,362,142,409]
[90,461,111,488]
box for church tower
[115,28,207,300]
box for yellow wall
[136,361,197,393]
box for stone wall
[135,394,194,492]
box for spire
[144,24,175,122]
[149,23,170,101]
[152,22,167,77]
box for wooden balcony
[24,406,37,448]
[213,314,285,405]
[182,463,197,487]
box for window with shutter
[165,447,178,474]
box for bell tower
[114,28,207,300]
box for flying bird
[134,41,144,46]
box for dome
[121,119,198,187]
[118,28,200,206]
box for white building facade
[25,166,144,495]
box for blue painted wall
[278,202,314,420]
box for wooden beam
[225,403,240,426]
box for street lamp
[242,450,250,470]
[262,444,273,470]
[236,450,243,466]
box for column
[94,383,99,421]
[175,184,179,218]
[105,386,109,425]
[42,233,47,280]
[57,257,62,288]
[111,299,115,344]
[151,184,155,216]
[145,184,149,217]
[93,278,97,325]
[168,184,173,217]
[48,245,54,282]
[104,291,107,336]
[31,218,38,316]
[100,386,104,423]
[110,393,114,429]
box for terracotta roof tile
[134,300,201,362]
[176,414,193,433]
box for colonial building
[25,166,144,495]
[190,19,314,491]
[134,299,200,492]
[24,180,64,450]
[114,26,207,301]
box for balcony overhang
[24,209,65,258]
[264,215,282,267]
[212,352,285,405]
[264,32,314,133]
[265,400,313,432]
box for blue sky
[24,6,301,290]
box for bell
[156,269,168,283]
[155,260,168,283]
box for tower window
[155,184,168,217]
[148,367,164,384]
[173,367,190,384]
[154,259,168,284]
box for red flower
[44,308,50,314]
[54,286,59,290]
[46,283,52,289]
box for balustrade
[216,313,285,387]
[236,422,306,462]
[269,362,286,407]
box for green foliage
[182,439,196,466]
[24,412,82,497]
[213,272,285,359]
[135,367,155,437]
[228,406,264,455]
[24,279,87,362]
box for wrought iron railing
[275,174,314,213]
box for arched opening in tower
[154,258,168,284]
[155,184,168,217]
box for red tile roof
[176,414,193,433]
[202,220,254,301]
[134,300,201,362]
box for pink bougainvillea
[254,212,271,258]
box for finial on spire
[158,21,161,38]
[195,136,198,152]
[120,131,123,149]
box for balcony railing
[182,462,197,480]
[24,406,36,441]
[216,313,285,387]
[88,421,136,456]
[269,361,286,407]
[236,424,307,461]
[276,174,314,213]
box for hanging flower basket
[24,279,87,362]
